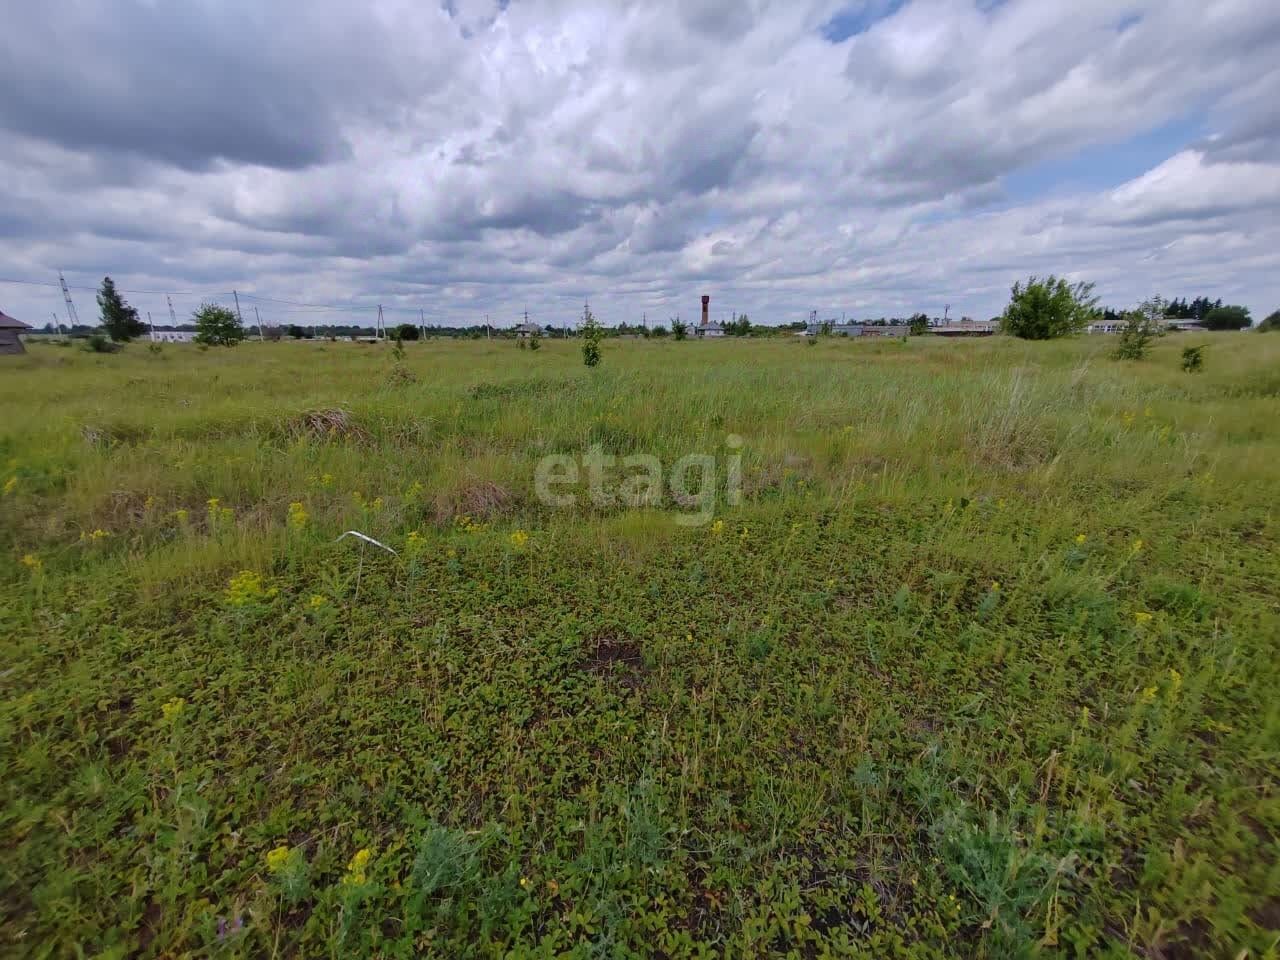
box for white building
[151,330,198,343]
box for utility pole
[167,295,178,328]
[233,289,243,327]
[377,304,385,340]
[943,304,951,323]
[254,306,264,340]
[485,314,490,340]
[420,308,426,339]
[51,311,61,334]
[58,272,80,328]
[147,311,154,340]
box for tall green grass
[1,334,1277,957]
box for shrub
[1001,275,1098,339]
[908,313,929,336]
[528,327,541,351]
[395,323,420,341]
[671,318,688,341]
[1255,310,1279,332]
[1202,305,1251,330]
[1181,345,1205,372]
[1114,298,1165,361]
[82,333,122,354]
[193,303,246,346]
[581,303,603,367]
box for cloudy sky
[2,0,1278,330]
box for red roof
[0,310,32,330]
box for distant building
[806,322,863,337]
[860,325,908,338]
[931,320,998,337]
[1165,318,1208,332]
[150,330,198,343]
[514,322,542,338]
[695,322,725,338]
[0,310,31,355]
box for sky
[2,0,1279,330]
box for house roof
[0,310,31,330]
[515,322,541,333]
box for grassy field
[1,333,1277,958]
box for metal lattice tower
[167,296,178,326]
[58,272,80,326]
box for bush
[581,303,603,367]
[1114,298,1165,361]
[1181,345,1205,372]
[193,303,246,346]
[395,323,420,341]
[1254,310,1279,332]
[671,319,688,341]
[1202,305,1251,331]
[82,333,122,354]
[1001,275,1098,340]
[908,314,929,336]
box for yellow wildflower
[1134,611,1153,625]
[1139,686,1158,705]
[225,570,268,607]
[287,501,309,529]
[519,876,530,889]
[206,497,220,509]
[173,508,189,524]
[89,529,110,542]
[1080,705,1090,724]
[990,580,1001,591]
[370,497,384,512]
[1131,538,1144,554]
[445,547,457,559]
[738,526,750,540]
[308,594,328,610]
[404,481,423,499]
[2,476,17,496]
[341,848,371,886]
[996,498,1006,510]
[20,554,42,572]
[1075,534,1086,545]
[510,529,529,549]
[161,697,186,721]
[265,845,291,874]
[1168,668,1182,692]
[710,519,725,535]
[143,495,156,512]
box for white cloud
[1,0,1278,329]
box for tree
[671,317,688,341]
[528,326,541,351]
[581,302,603,367]
[287,324,305,339]
[193,303,246,346]
[1114,298,1165,360]
[96,276,146,341]
[1202,305,1251,330]
[1257,310,1280,332]
[908,313,929,336]
[394,323,420,341]
[1000,275,1099,340]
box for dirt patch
[579,633,646,689]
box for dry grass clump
[430,477,514,525]
[286,407,370,444]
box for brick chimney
[701,295,710,327]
